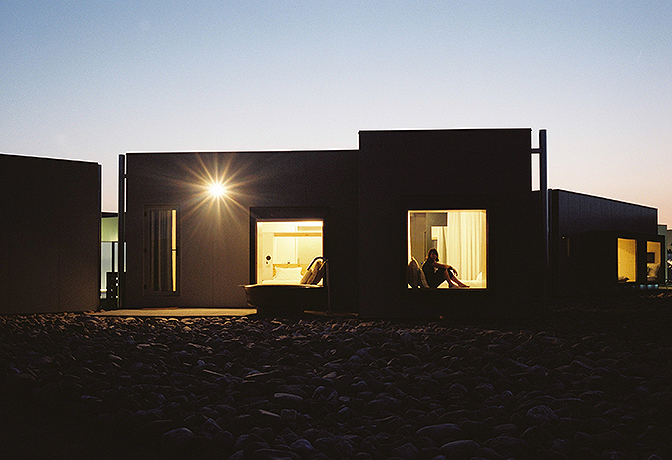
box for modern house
[1,130,665,317]
[0,154,101,314]
[116,128,667,317]
[119,129,548,317]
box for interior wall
[617,238,637,282]
[256,221,323,282]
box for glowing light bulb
[209,182,227,198]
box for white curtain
[436,211,486,281]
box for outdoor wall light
[208,182,227,198]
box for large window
[408,210,487,289]
[145,206,179,294]
[647,241,662,282]
[256,220,323,284]
[617,238,637,283]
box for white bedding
[434,278,486,289]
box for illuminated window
[647,241,662,282]
[256,220,323,284]
[617,238,636,283]
[145,206,179,294]
[408,210,487,289]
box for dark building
[550,190,664,296]
[114,128,664,317]
[120,129,544,317]
[122,150,359,310]
[358,129,541,317]
[0,154,101,314]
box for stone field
[1,294,672,459]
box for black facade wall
[124,150,358,310]
[553,190,657,236]
[357,129,541,318]
[550,190,660,296]
[0,154,101,314]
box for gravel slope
[1,294,671,460]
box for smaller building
[550,190,664,296]
[0,154,101,314]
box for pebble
[1,295,671,459]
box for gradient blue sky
[2,1,671,224]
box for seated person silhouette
[421,248,469,288]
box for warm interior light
[209,182,227,198]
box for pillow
[647,264,660,276]
[311,260,326,285]
[300,267,314,284]
[407,258,420,289]
[407,258,429,289]
[647,263,660,281]
[275,267,303,280]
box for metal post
[531,130,549,317]
[117,154,126,309]
[539,130,549,317]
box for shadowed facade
[0,154,100,314]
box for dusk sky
[2,1,671,224]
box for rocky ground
[1,294,672,460]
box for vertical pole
[539,130,549,317]
[117,154,126,309]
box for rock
[233,433,268,452]
[417,424,467,443]
[527,405,559,424]
[398,354,421,367]
[251,449,300,460]
[161,427,196,454]
[274,392,304,406]
[312,386,338,402]
[290,438,315,455]
[484,435,529,457]
[390,442,420,460]
[439,439,480,457]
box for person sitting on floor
[421,248,469,289]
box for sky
[2,1,671,224]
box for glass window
[101,215,118,300]
[145,206,179,294]
[647,241,662,282]
[256,220,323,283]
[408,210,487,289]
[617,238,637,283]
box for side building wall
[0,154,101,314]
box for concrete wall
[124,150,358,310]
[0,154,101,314]
[357,129,540,318]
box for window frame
[249,207,328,284]
[402,195,491,295]
[617,237,637,284]
[143,204,181,296]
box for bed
[260,264,309,284]
[243,257,329,314]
